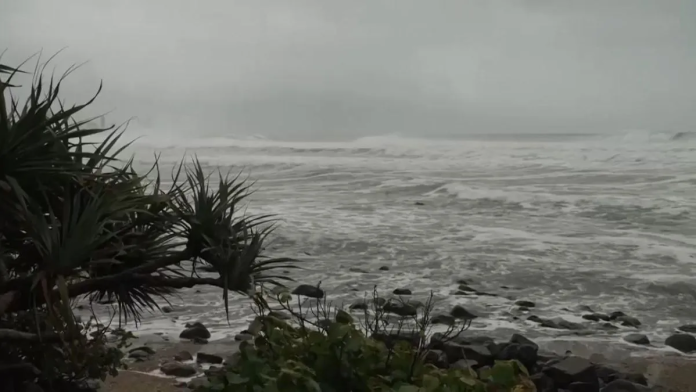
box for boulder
[161,305,173,313]
[530,373,556,392]
[196,352,223,364]
[179,322,211,340]
[431,314,456,326]
[383,301,417,317]
[497,343,538,372]
[582,313,610,322]
[379,266,390,271]
[349,267,369,273]
[450,305,478,320]
[441,341,493,364]
[349,300,369,311]
[393,288,412,295]
[187,377,211,389]
[665,333,696,353]
[515,300,536,308]
[457,284,477,292]
[609,312,626,320]
[568,381,599,392]
[510,333,539,351]
[372,331,421,348]
[600,379,650,392]
[543,356,599,389]
[160,362,197,377]
[677,324,696,333]
[623,334,650,346]
[616,316,641,328]
[234,333,254,341]
[174,351,193,361]
[291,284,324,298]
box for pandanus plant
[0,55,299,391]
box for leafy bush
[198,288,536,392]
[0,56,297,391]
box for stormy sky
[1,0,695,141]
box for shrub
[197,288,536,392]
[0,56,297,391]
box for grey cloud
[1,0,695,140]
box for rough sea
[106,131,696,354]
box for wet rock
[454,278,469,285]
[528,315,543,323]
[510,333,539,351]
[677,324,696,333]
[349,267,369,273]
[379,266,390,271]
[582,313,610,322]
[429,333,494,348]
[197,352,223,364]
[600,379,650,392]
[453,290,474,296]
[423,350,448,368]
[601,323,619,330]
[393,288,412,295]
[187,377,211,389]
[531,373,556,392]
[180,322,211,340]
[450,359,478,369]
[431,314,456,326]
[609,311,626,320]
[128,346,155,360]
[383,301,417,317]
[568,381,599,392]
[535,317,584,331]
[623,334,650,346]
[543,356,599,389]
[193,337,208,344]
[577,305,594,313]
[414,201,425,206]
[349,300,369,311]
[450,305,478,320]
[292,284,324,298]
[161,305,173,313]
[441,342,492,365]
[160,362,197,377]
[204,366,225,377]
[498,343,538,372]
[665,333,696,353]
[457,284,476,292]
[235,333,254,341]
[616,316,641,328]
[515,300,536,308]
[174,351,193,361]
[372,331,421,348]
[517,306,530,312]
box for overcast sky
[2,0,695,141]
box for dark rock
[160,362,197,377]
[518,306,530,312]
[349,300,369,311]
[609,312,626,320]
[196,352,223,364]
[450,359,479,369]
[538,317,585,331]
[379,266,390,271]
[373,331,421,348]
[431,314,456,326]
[623,334,650,345]
[187,377,210,389]
[235,333,254,341]
[174,351,193,361]
[577,305,594,313]
[498,343,538,372]
[544,356,599,389]
[199,264,217,272]
[455,278,469,285]
[423,350,448,368]
[528,315,543,323]
[458,284,476,292]
[430,333,495,348]
[349,267,369,273]
[510,333,539,350]
[383,301,417,317]
[600,379,650,392]
[665,333,696,353]
[531,373,556,392]
[193,337,208,344]
[582,313,610,322]
[515,300,536,308]
[414,201,425,206]
[204,366,225,377]
[292,284,324,298]
[569,381,599,392]
[129,346,155,355]
[179,322,211,340]
[442,341,493,365]
[161,305,173,313]
[128,346,155,360]
[677,324,696,333]
[393,288,412,295]
[268,311,291,320]
[616,316,641,328]
[450,305,478,320]
[601,323,619,330]
[453,290,473,296]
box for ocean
[108,131,696,350]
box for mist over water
[117,131,696,346]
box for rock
[616,316,641,328]
[568,381,599,392]
[531,373,556,392]
[518,306,530,312]
[600,379,650,392]
[268,311,291,320]
[174,351,193,361]
[498,343,538,372]
[423,350,448,368]
[235,333,254,341]
[161,305,173,313]
[187,377,211,389]
[431,314,456,326]
[349,300,369,311]
[373,297,387,307]
[453,290,473,296]
[528,315,543,323]
[577,305,594,313]
[515,300,536,308]
[204,366,225,377]
[372,331,421,348]
[393,288,412,295]
[623,334,650,346]
[677,324,696,333]
[441,342,492,365]
[582,313,610,322]
[537,317,585,331]
[128,350,151,361]
[383,301,417,317]
[450,305,478,320]
[665,333,696,353]
[193,337,208,344]
[609,311,626,320]
[160,362,197,377]
[197,352,223,364]
[450,359,478,369]
[379,266,390,271]
[291,284,324,298]
[601,323,619,330]
[349,267,369,273]
[455,278,469,285]
[179,322,211,340]
[414,201,425,206]
[510,333,539,351]
[199,264,217,272]
[543,356,599,389]
[458,284,476,292]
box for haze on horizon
[2,0,695,142]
